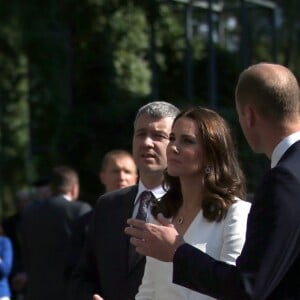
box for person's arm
[173,167,300,299]
[173,243,240,299]
[172,201,250,300]
[0,237,13,279]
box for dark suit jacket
[22,195,91,300]
[173,141,300,300]
[69,185,146,300]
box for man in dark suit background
[125,63,300,299]
[21,166,92,300]
[68,149,138,273]
[68,101,179,300]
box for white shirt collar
[134,180,166,205]
[63,194,72,201]
[271,131,300,168]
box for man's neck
[265,123,300,159]
[140,173,163,190]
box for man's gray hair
[134,101,180,125]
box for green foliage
[110,6,151,96]
[0,6,30,217]
[1,0,299,212]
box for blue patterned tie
[128,191,153,269]
[135,191,153,221]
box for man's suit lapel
[121,186,138,224]
[121,186,146,273]
[128,244,145,274]
[116,186,141,273]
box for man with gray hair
[68,101,179,300]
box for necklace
[177,216,184,225]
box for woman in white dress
[136,106,251,300]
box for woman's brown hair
[152,106,246,222]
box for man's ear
[244,104,256,127]
[70,183,79,200]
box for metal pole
[240,0,250,68]
[270,4,278,62]
[149,16,159,99]
[184,1,194,101]
[207,0,217,109]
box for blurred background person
[1,190,32,300]
[0,225,13,300]
[99,149,138,193]
[30,177,52,203]
[68,149,138,271]
[21,166,91,300]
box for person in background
[22,166,91,300]
[2,190,32,300]
[31,177,52,203]
[125,63,300,299]
[68,149,138,271]
[0,225,13,300]
[68,101,179,300]
[131,106,250,299]
[3,178,51,299]
[99,149,138,193]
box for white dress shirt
[271,131,300,168]
[63,194,72,201]
[136,199,251,300]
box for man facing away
[68,101,179,300]
[21,166,92,300]
[126,63,300,300]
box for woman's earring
[205,166,211,175]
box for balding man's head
[236,63,300,124]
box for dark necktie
[135,190,153,221]
[128,190,153,269]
